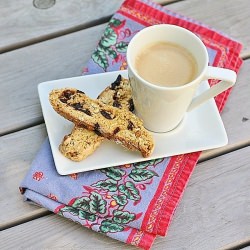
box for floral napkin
[20,0,243,249]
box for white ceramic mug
[127,24,236,133]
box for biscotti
[49,87,154,158]
[59,75,134,161]
[59,126,104,161]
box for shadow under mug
[127,24,236,133]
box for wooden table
[1,0,250,249]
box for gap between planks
[0,208,51,231]
[219,238,250,250]
[0,0,180,54]
[1,120,44,137]
[199,140,250,163]
[0,15,110,54]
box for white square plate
[38,70,228,175]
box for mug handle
[187,66,236,112]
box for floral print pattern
[55,159,163,234]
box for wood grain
[168,0,250,58]
[0,214,137,249]
[0,24,106,135]
[0,124,48,228]
[0,0,122,52]
[154,146,250,249]
[220,239,250,250]
[1,147,250,249]
[0,0,173,52]
[200,59,250,161]
[1,0,250,135]
[1,25,250,138]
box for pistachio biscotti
[49,86,154,158]
[59,76,134,161]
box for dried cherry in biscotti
[59,90,74,103]
[113,100,121,108]
[71,102,83,110]
[94,123,102,136]
[76,90,85,94]
[71,103,91,116]
[113,92,118,100]
[63,90,74,99]
[100,110,113,120]
[113,127,120,134]
[111,75,122,90]
[128,98,134,112]
[127,121,134,130]
[82,109,91,116]
[59,97,68,103]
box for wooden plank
[168,0,250,58]
[0,0,122,52]
[1,25,250,138]
[1,0,249,135]
[154,146,250,249]
[0,0,173,52]
[1,146,250,249]
[1,0,249,56]
[0,124,49,228]
[200,59,250,161]
[1,0,250,229]
[0,214,136,250]
[0,23,106,136]
[220,239,250,250]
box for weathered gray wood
[0,124,48,228]
[220,239,250,250]
[1,0,249,55]
[200,59,250,161]
[0,214,136,250]
[1,0,249,136]
[0,23,106,135]
[0,0,122,53]
[168,0,250,58]
[0,0,172,52]
[1,147,250,249]
[154,146,250,249]
[1,27,250,138]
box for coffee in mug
[135,42,198,87]
[127,24,236,133]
